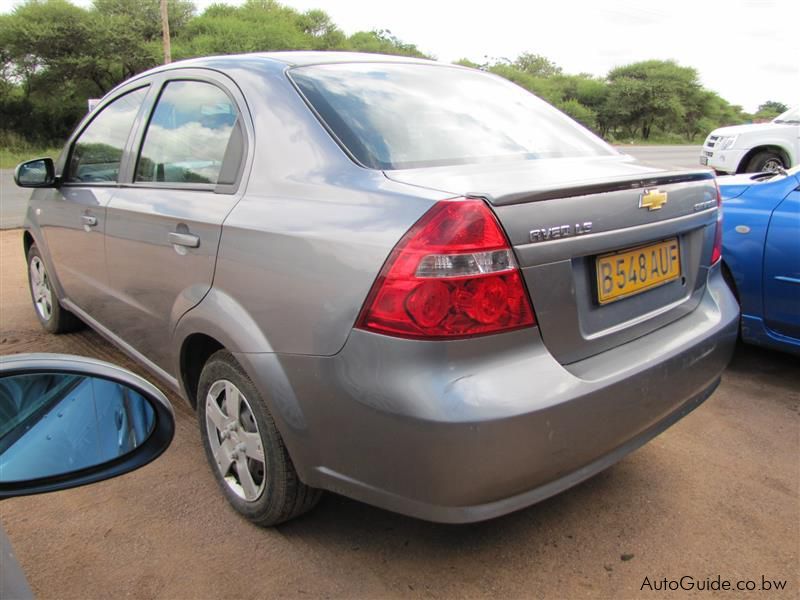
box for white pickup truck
[700,106,799,174]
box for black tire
[197,350,321,526]
[744,151,785,173]
[25,244,83,334]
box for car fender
[171,287,313,469]
[173,287,274,356]
[737,139,795,171]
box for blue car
[718,167,800,354]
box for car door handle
[168,232,200,248]
[81,215,97,227]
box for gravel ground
[0,228,797,599]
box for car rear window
[289,63,615,170]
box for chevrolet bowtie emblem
[639,188,668,211]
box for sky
[1,0,797,112]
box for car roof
[150,51,436,73]
[111,52,455,99]
[241,51,436,66]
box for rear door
[763,188,800,339]
[37,86,149,316]
[100,70,250,373]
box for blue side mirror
[0,354,174,498]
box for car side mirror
[14,158,57,188]
[0,354,174,499]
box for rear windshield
[289,63,616,170]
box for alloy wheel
[29,256,53,322]
[205,379,266,501]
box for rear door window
[66,87,148,183]
[135,81,240,185]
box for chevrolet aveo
[15,52,739,525]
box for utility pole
[160,0,171,64]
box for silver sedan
[15,52,738,525]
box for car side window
[66,87,149,184]
[135,80,241,186]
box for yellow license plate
[596,238,681,305]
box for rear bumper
[238,266,739,523]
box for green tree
[487,63,562,104]
[453,58,482,69]
[346,29,429,58]
[550,74,608,132]
[512,52,561,77]
[555,98,597,130]
[296,9,346,49]
[605,60,701,139]
[758,100,788,114]
[0,0,100,141]
[752,100,788,122]
[681,91,748,140]
[1,0,94,93]
[483,57,607,133]
[93,0,194,41]
[175,0,313,56]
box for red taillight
[711,181,723,264]
[356,198,536,339]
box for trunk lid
[385,156,720,364]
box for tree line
[459,54,786,143]
[0,0,788,148]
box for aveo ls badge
[529,221,593,243]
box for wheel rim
[29,256,53,321]
[205,379,266,501]
[762,158,783,172]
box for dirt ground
[0,228,798,599]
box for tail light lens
[711,182,723,264]
[356,198,536,339]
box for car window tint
[66,87,148,183]
[290,64,616,170]
[135,81,239,185]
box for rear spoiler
[475,170,715,206]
